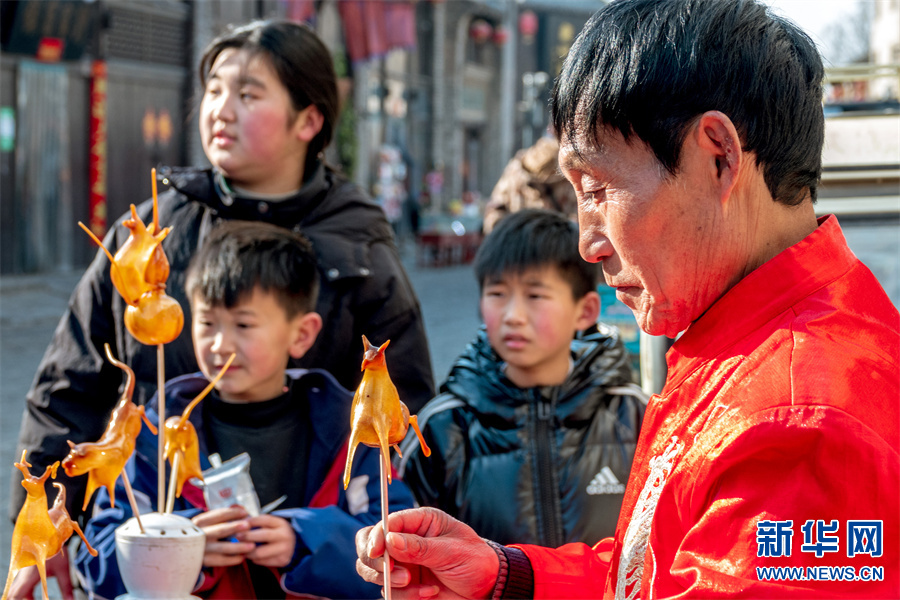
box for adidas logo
[586,466,625,495]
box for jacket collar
[667,214,852,389]
[159,162,330,225]
[158,163,392,282]
[152,368,352,463]
[443,324,631,416]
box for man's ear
[289,311,323,359]
[575,291,601,332]
[294,105,325,143]
[694,111,742,203]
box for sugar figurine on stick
[343,335,431,600]
[2,452,97,600]
[78,168,183,510]
[163,353,235,513]
[62,344,157,532]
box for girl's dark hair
[186,221,319,318]
[552,0,825,205]
[474,209,597,300]
[199,20,339,181]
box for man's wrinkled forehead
[558,113,610,173]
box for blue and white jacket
[74,368,414,599]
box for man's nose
[578,218,613,264]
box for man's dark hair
[186,221,319,318]
[199,19,338,181]
[552,0,825,205]
[474,209,597,300]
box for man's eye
[583,190,603,203]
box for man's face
[559,127,737,338]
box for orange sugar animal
[2,452,98,600]
[62,344,158,510]
[343,336,430,489]
[165,353,235,498]
[79,204,183,345]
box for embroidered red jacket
[516,215,900,599]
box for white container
[115,512,206,600]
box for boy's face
[480,266,598,388]
[191,287,319,403]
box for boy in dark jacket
[75,221,414,599]
[399,209,646,546]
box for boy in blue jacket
[75,221,414,599]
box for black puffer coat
[12,163,434,520]
[399,324,646,546]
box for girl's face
[200,48,310,194]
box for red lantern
[519,10,538,42]
[470,19,493,44]
[493,25,509,46]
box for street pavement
[0,241,481,597]
[1,219,896,596]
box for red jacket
[516,215,900,598]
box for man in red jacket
[354,0,900,598]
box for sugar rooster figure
[343,336,431,489]
[62,344,158,510]
[2,452,98,600]
[79,203,184,346]
[164,353,235,510]
[342,336,430,600]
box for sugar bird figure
[343,335,430,489]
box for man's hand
[192,505,255,567]
[355,507,499,600]
[6,549,73,600]
[237,514,296,568]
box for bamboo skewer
[165,452,181,514]
[380,453,392,600]
[121,471,145,534]
[150,168,168,514]
[157,344,166,512]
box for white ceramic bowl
[115,512,206,600]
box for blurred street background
[0,0,898,596]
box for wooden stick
[157,343,166,512]
[380,452,392,600]
[121,471,145,534]
[165,451,181,514]
[151,167,159,232]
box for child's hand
[236,514,297,569]
[192,505,255,567]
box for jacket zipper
[534,391,563,547]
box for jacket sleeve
[11,238,126,523]
[515,541,611,599]
[279,443,416,599]
[648,406,900,599]
[398,403,463,516]
[74,424,202,600]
